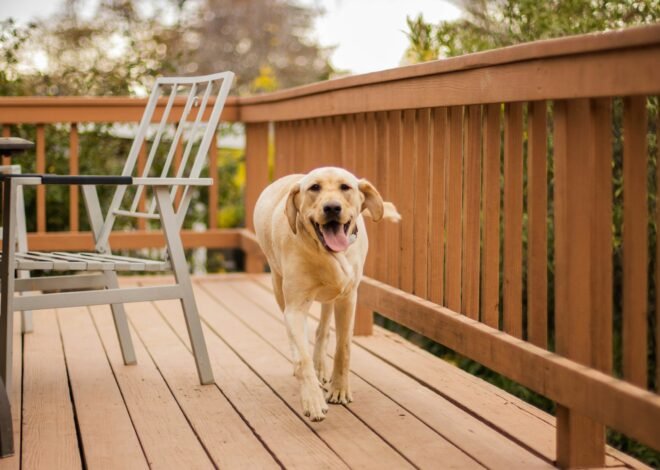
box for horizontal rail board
[0,97,239,124]
[238,45,660,121]
[26,228,243,251]
[358,277,660,451]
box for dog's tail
[364,201,401,222]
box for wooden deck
[0,273,648,470]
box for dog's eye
[340,184,351,191]
[309,183,321,191]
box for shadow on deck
[0,274,646,469]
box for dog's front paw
[301,382,328,422]
[326,382,353,405]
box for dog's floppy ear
[358,179,384,222]
[285,183,302,234]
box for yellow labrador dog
[254,167,400,422]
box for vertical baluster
[527,101,548,347]
[481,104,501,327]
[591,98,613,373]
[69,123,79,232]
[136,144,147,231]
[36,124,46,233]
[622,96,648,388]
[462,105,481,319]
[554,98,605,468]
[364,113,377,278]
[244,122,269,273]
[503,102,523,337]
[374,112,388,282]
[400,110,416,294]
[208,131,218,230]
[428,107,447,304]
[413,109,430,298]
[387,111,402,289]
[445,106,463,311]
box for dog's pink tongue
[322,225,350,252]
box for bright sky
[1,0,462,75]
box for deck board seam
[194,282,426,470]
[54,310,88,469]
[141,297,286,470]
[202,280,492,469]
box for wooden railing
[1,24,659,468]
[239,25,660,468]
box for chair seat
[4,251,169,272]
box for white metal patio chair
[0,71,235,402]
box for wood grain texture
[374,112,388,283]
[121,300,278,469]
[553,99,605,467]
[208,135,218,228]
[238,46,660,122]
[622,95,648,389]
[160,286,354,469]
[225,279,536,469]
[413,108,430,298]
[399,110,416,294]
[57,307,149,469]
[0,316,22,470]
[503,102,523,337]
[445,106,463,311]
[526,101,548,348]
[462,105,481,319]
[386,111,402,289]
[481,103,501,328]
[428,108,447,304]
[590,98,613,373]
[69,123,79,232]
[21,310,81,470]
[36,124,45,233]
[357,276,660,452]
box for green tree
[405,0,660,61]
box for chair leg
[103,271,137,365]
[15,178,32,334]
[155,187,214,385]
[0,179,17,399]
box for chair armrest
[1,175,212,186]
[132,177,213,186]
[0,174,132,185]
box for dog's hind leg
[314,303,333,385]
[271,272,285,312]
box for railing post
[553,99,606,468]
[244,122,269,273]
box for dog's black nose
[323,203,342,216]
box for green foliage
[405,0,660,61]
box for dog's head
[285,167,384,253]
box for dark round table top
[0,137,34,154]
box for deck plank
[233,277,555,469]
[201,280,495,469]
[251,273,644,469]
[121,300,280,469]
[56,307,148,469]
[21,310,81,470]
[157,287,422,470]
[151,299,351,469]
[88,304,215,469]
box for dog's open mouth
[313,220,352,252]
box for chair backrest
[98,71,234,247]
